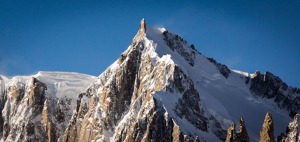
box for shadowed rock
[226,117,249,142]
[226,122,237,142]
[237,117,249,142]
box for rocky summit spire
[132,18,147,44]
[259,112,275,142]
[140,18,146,33]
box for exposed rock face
[209,116,228,141]
[163,30,197,66]
[1,77,49,141]
[112,98,189,142]
[29,77,47,106]
[173,66,207,132]
[207,57,231,78]
[250,71,288,99]
[250,71,300,117]
[0,77,6,138]
[226,122,237,142]
[225,117,249,142]
[133,18,146,44]
[278,114,299,142]
[259,112,275,142]
[0,73,94,142]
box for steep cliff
[0,72,95,142]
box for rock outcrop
[278,114,299,142]
[133,18,146,44]
[163,30,197,67]
[226,117,249,142]
[226,122,237,142]
[0,77,6,138]
[0,72,94,142]
[1,77,49,141]
[237,117,249,142]
[249,71,300,117]
[207,57,231,78]
[259,112,275,142]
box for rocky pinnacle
[226,117,249,142]
[226,122,237,142]
[133,18,146,44]
[140,18,146,32]
[259,112,275,142]
[238,117,249,142]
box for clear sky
[0,0,299,87]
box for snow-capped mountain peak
[1,19,299,142]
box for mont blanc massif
[0,19,299,142]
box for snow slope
[145,26,292,141]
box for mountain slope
[63,19,300,142]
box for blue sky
[0,0,299,87]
